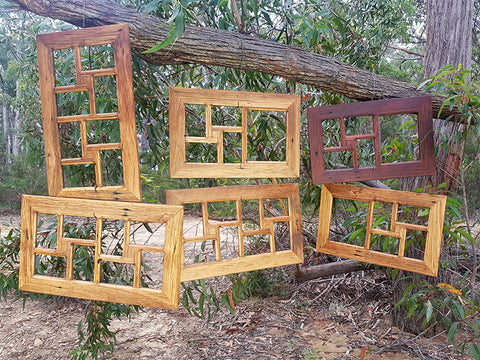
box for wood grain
[169,87,300,179]
[166,184,303,281]
[19,195,184,309]
[308,96,435,184]
[12,0,462,122]
[316,184,447,277]
[37,24,141,201]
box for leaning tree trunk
[9,0,461,122]
[393,0,473,335]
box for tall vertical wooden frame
[316,184,447,276]
[19,195,184,309]
[169,87,301,178]
[37,24,141,201]
[308,96,435,184]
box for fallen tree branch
[11,0,462,122]
[296,260,373,283]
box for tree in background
[1,0,479,357]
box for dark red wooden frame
[307,96,435,184]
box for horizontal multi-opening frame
[36,24,141,201]
[19,195,184,309]
[169,87,301,178]
[316,184,447,276]
[307,96,435,184]
[166,184,304,281]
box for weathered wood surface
[11,0,461,122]
[19,195,184,308]
[166,183,304,281]
[169,86,300,178]
[37,24,141,201]
[316,184,447,277]
[296,260,373,283]
[308,96,435,184]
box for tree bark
[12,80,21,156]
[2,104,10,155]
[394,0,473,335]
[296,260,373,283]
[402,0,473,193]
[10,0,461,122]
[422,0,472,192]
[424,0,472,76]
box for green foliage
[181,268,286,320]
[0,224,21,300]
[0,215,143,359]
[293,0,418,71]
[396,281,480,359]
[420,64,480,131]
[0,154,48,211]
[181,279,234,320]
[2,1,479,359]
[230,269,285,299]
[461,127,480,211]
[391,184,480,358]
[143,0,187,52]
[0,221,53,303]
[70,301,139,360]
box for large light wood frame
[308,96,435,184]
[166,184,304,281]
[37,24,141,201]
[316,184,447,276]
[169,87,301,178]
[19,195,184,309]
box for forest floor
[0,212,472,360]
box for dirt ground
[0,213,470,360]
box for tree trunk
[394,0,473,335]
[9,0,474,295]
[2,105,7,153]
[12,79,22,157]
[12,110,20,156]
[10,0,461,122]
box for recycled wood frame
[165,184,304,281]
[37,24,141,201]
[19,195,184,309]
[307,96,435,184]
[316,184,447,276]
[169,87,301,178]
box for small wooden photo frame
[166,184,304,281]
[316,184,447,276]
[36,24,141,201]
[169,87,301,178]
[308,96,435,184]
[19,195,184,309]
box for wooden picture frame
[316,184,447,276]
[307,96,435,184]
[37,24,141,201]
[166,184,304,281]
[169,87,301,178]
[19,195,184,309]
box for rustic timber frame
[166,184,303,281]
[169,87,301,178]
[19,195,184,309]
[308,96,435,184]
[316,184,447,276]
[37,24,141,201]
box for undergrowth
[0,219,141,360]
